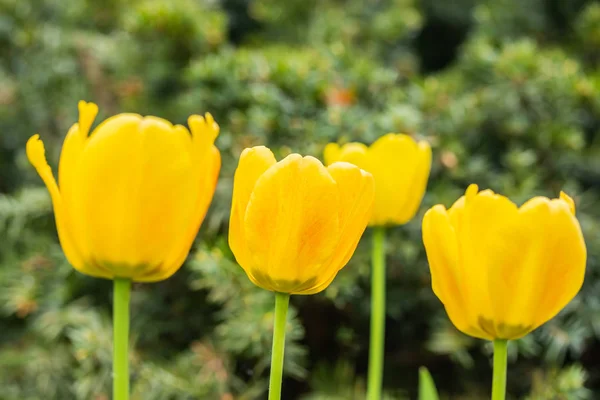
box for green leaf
[419,367,440,400]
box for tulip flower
[422,184,587,400]
[229,146,374,399]
[324,133,431,400]
[27,101,221,400]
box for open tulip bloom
[422,184,587,400]
[325,133,431,400]
[27,101,221,400]
[229,146,374,399]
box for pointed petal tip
[560,191,576,215]
[26,134,48,170]
[189,113,220,142]
[465,183,479,198]
[77,101,98,136]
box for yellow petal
[422,205,487,338]
[366,134,419,225]
[491,196,586,337]
[58,103,98,256]
[229,146,277,273]
[393,141,432,224]
[532,197,586,326]
[26,135,101,277]
[560,191,576,215]
[144,144,221,282]
[323,163,374,274]
[324,142,369,168]
[143,115,222,281]
[77,100,98,136]
[460,190,519,336]
[295,162,374,294]
[243,155,340,293]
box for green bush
[0,0,598,398]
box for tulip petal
[367,134,419,225]
[294,162,374,294]
[324,142,369,168]
[243,155,340,293]
[26,135,104,277]
[467,192,519,333]
[229,146,277,272]
[146,117,221,281]
[534,197,586,326]
[394,141,431,224]
[492,196,586,335]
[422,205,484,338]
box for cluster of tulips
[27,101,586,400]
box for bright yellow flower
[422,184,587,340]
[229,146,375,294]
[27,101,221,282]
[324,134,431,226]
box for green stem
[268,292,290,400]
[492,339,508,400]
[113,278,131,400]
[367,226,386,400]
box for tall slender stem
[268,292,290,400]
[492,339,508,400]
[367,226,386,400]
[113,278,131,400]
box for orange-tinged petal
[243,155,340,293]
[293,162,374,294]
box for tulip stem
[113,278,131,400]
[492,339,508,400]
[367,226,386,400]
[269,292,290,400]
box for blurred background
[1,0,599,398]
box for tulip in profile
[325,133,431,400]
[422,184,586,400]
[27,101,221,400]
[229,146,374,399]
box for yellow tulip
[324,133,431,226]
[27,101,221,282]
[422,184,587,340]
[229,146,375,294]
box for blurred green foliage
[1,0,599,398]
